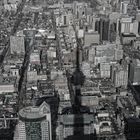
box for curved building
[14,102,52,140]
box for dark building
[0,129,14,140]
[102,19,110,41]
[124,117,140,140]
[137,0,140,9]
[95,18,110,42]
[0,120,16,140]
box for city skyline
[0,0,140,140]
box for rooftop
[19,102,50,121]
[59,114,94,125]
[0,76,17,85]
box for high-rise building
[14,102,52,140]
[129,59,140,85]
[92,16,100,32]
[84,32,100,46]
[120,1,129,14]
[100,63,111,78]
[73,2,87,19]
[95,18,110,42]
[111,62,128,88]
[120,17,133,34]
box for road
[51,12,63,70]
[18,38,34,110]
[0,0,27,68]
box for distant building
[93,43,116,65]
[94,18,110,42]
[100,63,111,78]
[14,102,52,140]
[121,33,136,44]
[0,76,17,94]
[30,51,40,65]
[10,66,20,79]
[88,47,95,62]
[80,95,99,107]
[10,36,25,54]
[129,59,140,85]
[92,16,100,32]
[120,1,129,14]
[124,117,140,140]
[27,70,38,82]
[57,12,73,27]
[101,18,110,42]
[120,17,133,34]
[84,32,100,46]
[81,62,91,78]
[80,86,100,107]
[95,111,112,135]
[114,45,123,61]
[111,62,128,88]
[3,0,21,4]
[72,2,87,19]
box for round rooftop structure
[19,102,50,122]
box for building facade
[14,102,52,140]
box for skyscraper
[14,102,52,140]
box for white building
[10,36,25,54]
[111,63,128,88]
[14,102,52,140]
[100,63,111,78]
[0,77,17,94]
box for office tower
[73,2,87,19]
[111,62,128,88]
[84,32,100,46]
[129,59,140,85]
[100,63,111,78]
[96,18,110,42]
[120,1,129,14]
[14,102,52,140]
[102,19,110,41]
[120,17,133,34]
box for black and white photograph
[0,0,140,140]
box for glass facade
[25,121,41,140]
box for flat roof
[59,114,94,125]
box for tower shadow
[65,38,97,140]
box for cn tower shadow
[66,54,97,140]
[65,72,97,140]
